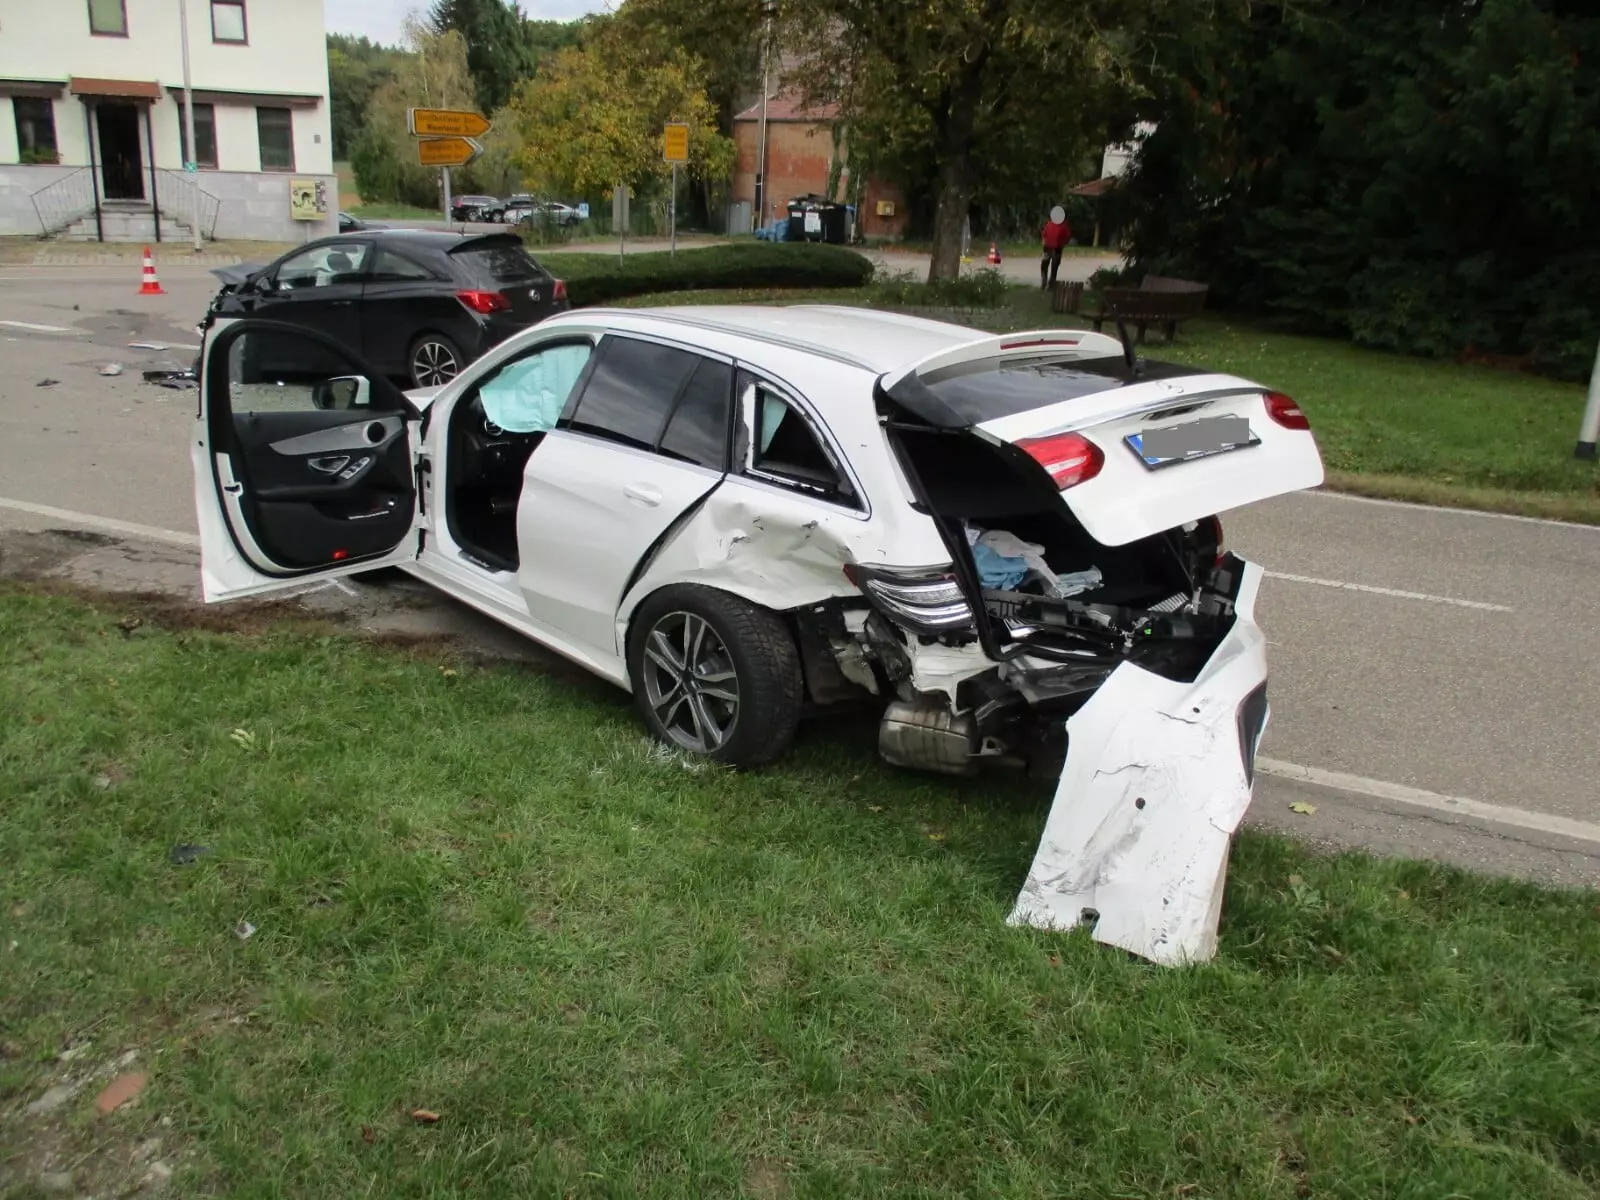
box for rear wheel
[627,585,803,767]
[410,333,463,389]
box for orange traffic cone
[138,247,165,296]
[987,240,1002,265]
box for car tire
[627,585,803,768]
[409,333,463,389]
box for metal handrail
[156,170,222,240]
[29,168,96,237]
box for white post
[755,2,771,232]
[442,167,452,225]
[670,163,678,258]
[1578,336,1600,460]
[178,0,201,251]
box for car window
[745,381,854,502]
[371,248,434,282]
[566,337,700,452]
[658,359,733,471]
[223,327,398,413]
[274,241,369,290]
[452,242,544,285]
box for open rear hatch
[874,330,1324,683]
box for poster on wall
[289,179,327,222]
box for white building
[0,0,335,242]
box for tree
[786,0,1171,280]
[429,0,537,112]
[507,34,735,201]
[350,17,480,207]
[327,34,405,160]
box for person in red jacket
[1041,205,1071,289]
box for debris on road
[234,920,256,940]
[142,368,197,389]
[1289,802,1318,816]
[128,341,169,351]
[169,843,212,866]
[99,363,124,376]
[94,1071,148,1115]
[36,378,59,387]
[410,1109,441,1123]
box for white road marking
[1264,570,1512,612]
[1308,488,1600,532]
[0,319,73,333]
[330,578,359,597]
[1257,758,1600,847]
[0,496,198,548]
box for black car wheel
[627,585,803,767]
[409,334,463,389]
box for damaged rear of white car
[838,323,1323,965]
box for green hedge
[534,242,875,308]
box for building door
[96,104,144,200]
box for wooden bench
[1088,274,1208,342]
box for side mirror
[312,375,371,411]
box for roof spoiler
[877,329,1127,392]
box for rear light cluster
[1015,432,1104,490]
[844,564,973,635]
[552,278,568,302]
[1263,390,1310,430]
[457,289,510,314]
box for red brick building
[730,89,908,241]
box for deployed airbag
[480,344,591,433]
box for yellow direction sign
[663,123,689,163]
[408,108,492,138]
[416,137,483,168]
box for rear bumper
[1004,560,1271,965]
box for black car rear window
[452,242,546,285]
[886,353,1203,428]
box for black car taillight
[552,279,567,302]
[844,564,974,635]
[457,289,510,314]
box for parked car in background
[338,212,385,234]
[189,306,1323,784]
[201,229,569,389]
[498,194,536,223]
[450,195,501,223]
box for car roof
[592,304,991,374]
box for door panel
[194,318,421,603]
[515,432,722,655]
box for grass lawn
[3,587,1599,1197]
[613,284,1600,523]
[345,202,447,221]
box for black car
[203,230,569,389]
[450,195,501,222]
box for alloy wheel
[412,340,460,388]
[640,611,741,753]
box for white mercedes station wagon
[192,306,1324,781]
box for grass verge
[3,587,1599,1197]
[609,285,1600,523]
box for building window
[257,107,294,172]
[14,98,60,165]
[178,103,218,169]
[87,0,128,36]
[211,0,247,44]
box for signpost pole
[178,0,202,251]
[671,163,678,258]
[1578,335,1600,461]
[442,166,452,225]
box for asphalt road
[3,261,1598,885]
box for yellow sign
[416,137,482,168]
[289,178,325,221]
[408,108,492,138]
[663,123,689,163]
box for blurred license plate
[1126,416,1258,469]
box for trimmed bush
[536,242,876,308]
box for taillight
[1263,390,1310,430]
[1209,515,1226,567]
[552,279,567,302]
[1014,432,1104,490]
[457,289,510,314]
[844,564,973,635]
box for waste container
[785,195,848,244]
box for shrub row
[535,242,875,308]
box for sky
[325,0,611,47]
